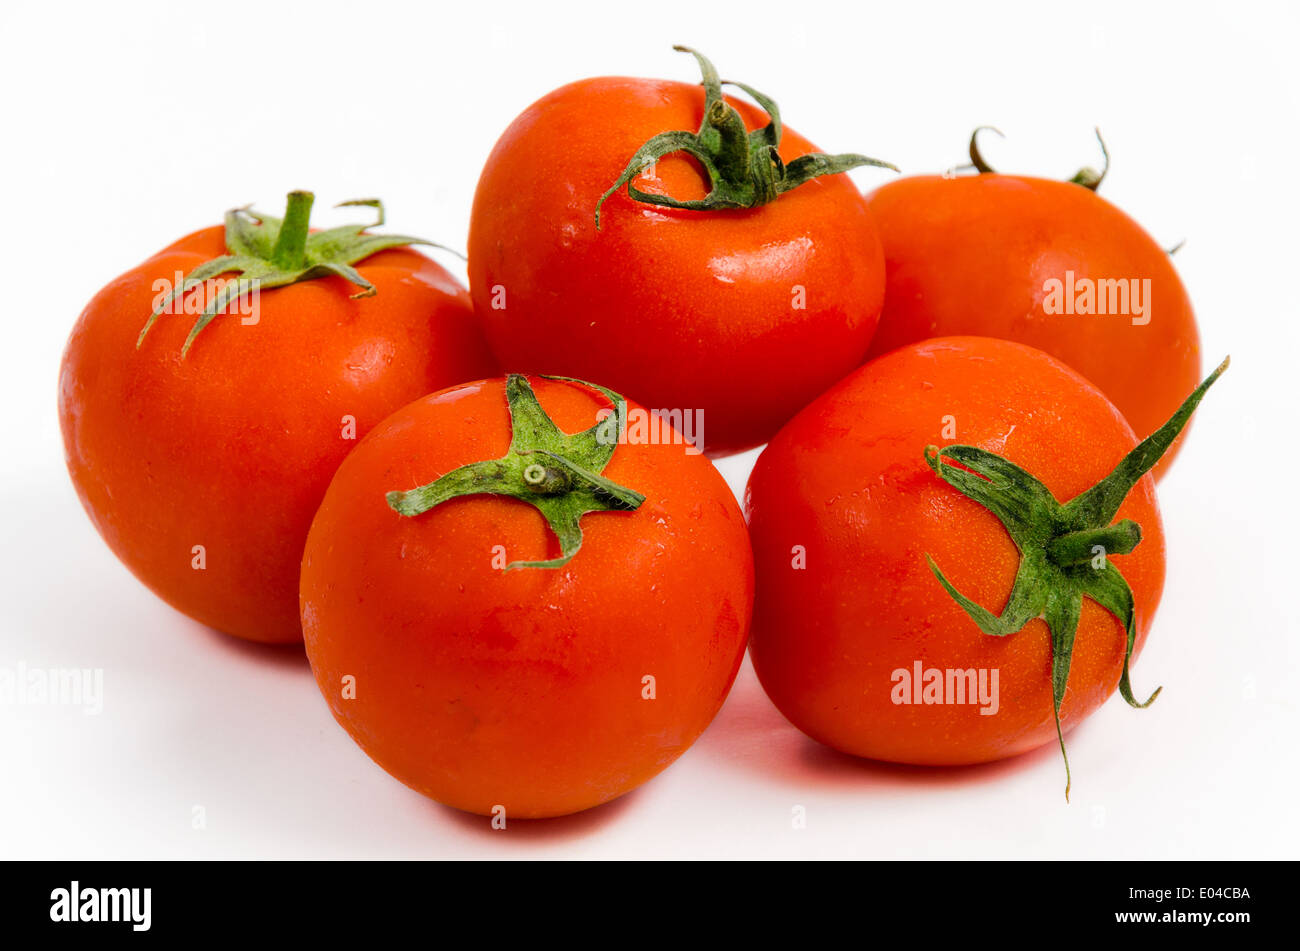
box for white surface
[2,0,1297,859]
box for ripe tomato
[59,194,496,644]
[300,374,753,818]
[468,47,892,456]
[863,133,1201,478]
[745,337,1223,793]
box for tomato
[863,132,1201,478]
[300,374,753,818]
[467,47,892,456]
[59,193,497,644]
[744,337,1224,793]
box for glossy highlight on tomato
[59,198,496,643]
[300,375,754,818]
[864,160,1200,478]
[468,49,889,455]
[745,337,1168,767]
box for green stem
[137,192,449,356]
[271,190,315,269]
[594,47,895,228]
[521,458,573,495]
[385,376,646,570]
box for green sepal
[385,375,646,570]
[924,357,1229,799]
[137,192,457,356]
[967,125,1111,191]
[594,46,896,228]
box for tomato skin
[468,76,886,456]
[300,376,754,818]
[59,225,497,644]
[744,337,1165,765]
[863,174,1200,478]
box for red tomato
[468,48,890,456]
[745,337,1223,790]
[863,140,1200,478]
[300,375,754,818]
[59,194,496,644]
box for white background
[2,0,1297,859]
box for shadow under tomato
[699,654,1085,794]
[431,784,645,843]
[793,730,1076,792]
[190,616,312,672]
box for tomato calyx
[594,46,897,229]
[137,191,454,356]
[966,125,1111,191]
[923,356,1229,800]
[385,375,646,570]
